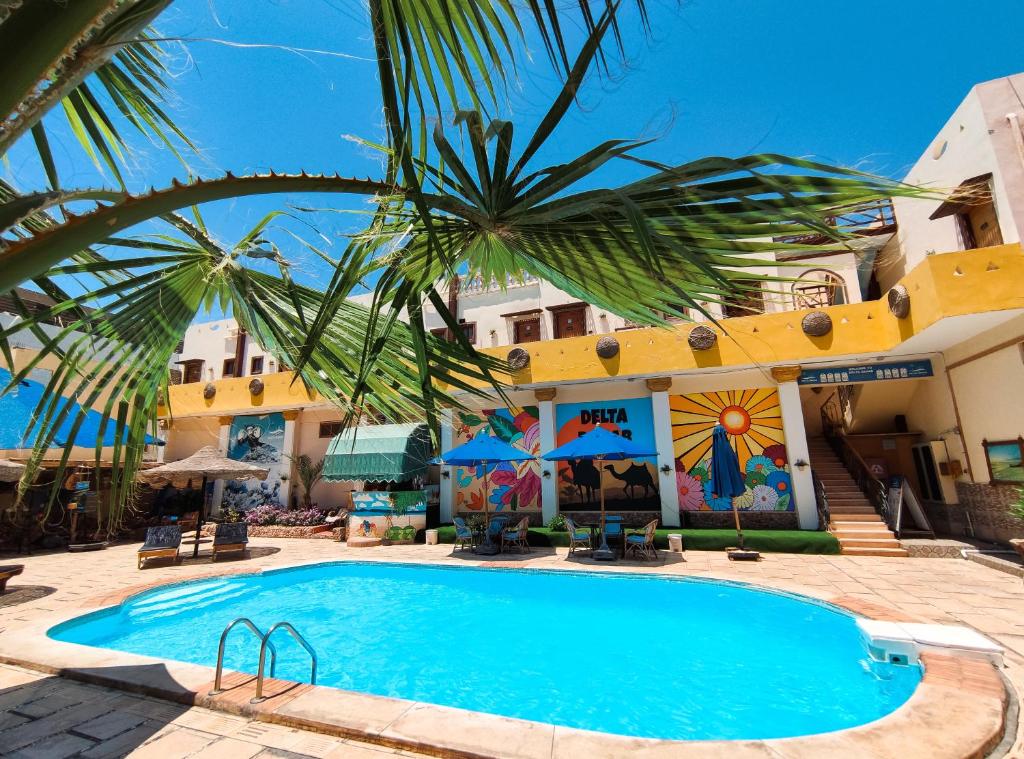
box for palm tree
[290,455,326,510]
[0,1,923,537]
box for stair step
[832,519,888,528]
[827,512,878,521]
[833,529,896,539]
[840,546,909,557]
[837,537,903,549]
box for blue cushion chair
[625,519,659,561]
[563,516,592,556]
[453,517,475,551]
[501,517,531,553]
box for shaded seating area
[625,519,659,561]
[138,526,181,569]
[212,522,248,561]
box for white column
[211,415,232,515]
[280,410,300,508]
[773,367,818,530]
[535,389,558,524]
[439,409,454,523]
[648,378,681,527]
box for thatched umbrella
[137,446,269,557]
[0,459,25,483]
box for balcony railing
[774,198,896,251]
[459,272,539,295]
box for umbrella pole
[732,501,745,549]
[194,475,208,559]
[593,456,615,561]
[483,462,490,545]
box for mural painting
[554,398,658,511]
[347,491,427,543]
[670,389,793,512]
[452,407,542,513]
[222,413,285,510]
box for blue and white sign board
[798,359,933,386]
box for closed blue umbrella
[543,425,657,560]
[439,433,534,554]
[710,424,748,548]
[0,368,161,449]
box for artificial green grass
[434,525,839,555]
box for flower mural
[452,407,542,513]
[670,388,794,512]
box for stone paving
[0,539,1022,757]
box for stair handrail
[826,433,893,531]
[209,617,277,695]
[251,621,317,703]
[811,470,830,530]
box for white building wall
[177,318,276,381]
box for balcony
[774,199,896,256]
[459,272,539,295]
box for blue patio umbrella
[439,433,534,554]
[543,425,657,560]
[0,368,161,450]
[709,424,749,548]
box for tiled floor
[1,539,1022,757]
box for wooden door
[554,307,586,339]
[514,317,540,343]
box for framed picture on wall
[982,438,1024,483]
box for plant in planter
[289,455,325,510]
[547,513,568,532]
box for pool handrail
[209,617,277,695]
[251,621,317,703]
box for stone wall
[923,483,1023,545]
[681,511,800,530]
[201,524,338,539]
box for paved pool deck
[0,539,1021,758]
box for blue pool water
[50,562,920,740]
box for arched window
[792,269,847,309]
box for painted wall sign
[222,412,285,510]
[798,359,933,386]
[451,407,541,514]
[669,388,793,513]
[554,397,658,510]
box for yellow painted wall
[161,371,329,419]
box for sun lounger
[212,522,248,561]
[138,526,182,569]
[0,564,24,594]
[501,517,531,553]
[625,519,659,561]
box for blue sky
[5,0,1023,317]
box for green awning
[322,423,432,482]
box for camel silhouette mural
[605,463,658,500]
[563,458,601,503]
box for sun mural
[669,389,793,512]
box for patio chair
[177,511,199,533]
[0,564,24,594]
[453,517,475,551]
[602,515,625,557]
[563,517,592,556]
[211,522,248,562]
[501,517,531,554]
[625,519,659,561]
[485,515,510,546]
[138,525,182,569]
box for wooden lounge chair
[453,517,475,551]
[212,522,248,561]
[138,526,182,569]
[625,519,659,561]
[564,517,592,556]
[501,517,531,553]
[0,564,24,594]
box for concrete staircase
[809,438,908,557]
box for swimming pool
[49,562,920,740]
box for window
[179,359,203,384]
[792,270,847,309]
[458,322,476,344]
[930,174,1004,251]
[548,303,588,339]
[174,339,185,354]
[222,358,236,378]
[430,326,448,341]
[513,317,541,343]
[250,356,264,375]
[722,282,764,318]
[319,421,343,438]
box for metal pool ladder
[251,622,317,703]
[210,617,277,695]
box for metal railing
[210,618,278,695]
[812,471,830,530]
[824,431,893,531]
[459,271,539,295]
[252,622,317,703]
